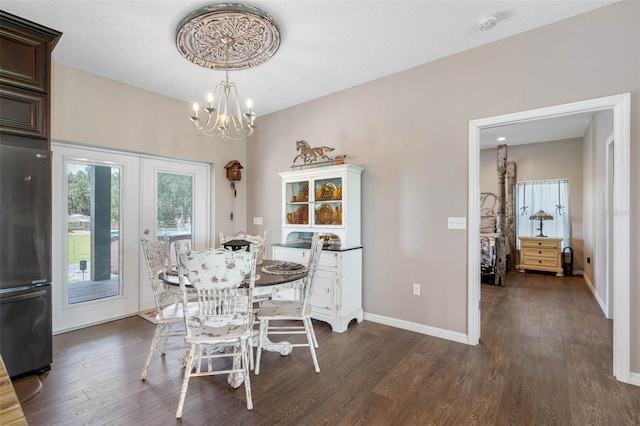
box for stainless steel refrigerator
[0,143,52,378]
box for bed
[480,193,508,285]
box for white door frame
[605,133,615,319]
[467,93,631,383]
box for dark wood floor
[17,272,640,425]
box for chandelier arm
[230,84,246,129]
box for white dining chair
[219,230,267,261]
[139,238,198,381]
[254,233,323,375]
[175,248,257,419]
[167,237,191,269]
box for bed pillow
[480,215,496,233]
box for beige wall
[247,2,640,370]
[481,138,584,270]
[50,62,248,246]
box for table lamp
[530,210,553,237]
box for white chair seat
[158,301,199,321]
[186,313,252,342]
[186,325,252,343]
[257,300,311,319]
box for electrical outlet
[412,283,421,296]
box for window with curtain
[516,179,570,249]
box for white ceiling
[2,0,618,118]
[479,111,595,149]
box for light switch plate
[448,217,466,230]
[253,217,263,225]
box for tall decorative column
[494,145,508,285]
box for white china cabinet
[272,164,363,332]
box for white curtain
[516,179,570,249]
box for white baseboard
[363,312,468,344]
[629,372,640,386]
[582,274,608,317]
[53,313,134,335]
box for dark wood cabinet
[0,10,61,148]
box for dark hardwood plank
[13,272,640,425]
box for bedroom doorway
[468,93,631,384]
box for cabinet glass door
[313,177,342,226]
[285,180,310,225]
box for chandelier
[176,3,280,139]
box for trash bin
[562,247,574,276]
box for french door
[139,158,209,311]
[52,143,210,332]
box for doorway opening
[468,93,631,384]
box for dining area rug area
[138,310,158,324]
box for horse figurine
[292,140,335,165]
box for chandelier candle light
[176,3,280,139]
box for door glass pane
[157,172,193,265]
[66,162,121,304]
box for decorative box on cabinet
[275,164,364,332]
[518,236,563,276]
[272,245,363,333]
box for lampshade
[530,210,553,237]
[529,210,553,221]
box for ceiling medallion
[176,3,281,70]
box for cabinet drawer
[272,247,306,264]
[521,239,560,249]
[0,84,46,139]
[273,247,340,269]
[522,256,559,268]
[522,247,557,259]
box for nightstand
[518,236,563,276]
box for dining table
[162,259,308,298]
[161,258,309,388]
